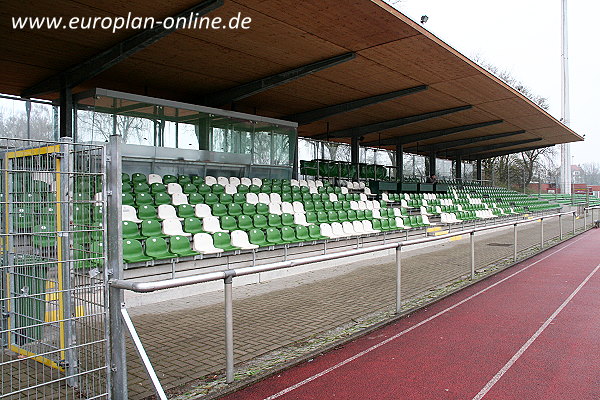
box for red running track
[222,229,600,400]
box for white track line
[263,235,588,400]
[472,262,600,400]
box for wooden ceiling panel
[430,74,514,105]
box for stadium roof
[0,0,583,159]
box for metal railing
[109,206,599,399]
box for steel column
[224,275,234,383]
[476,159,482,181]
[395,245,402,313]
[396,144,404,181]
[470,232,475,279]
[59,85,73,137]
[106,135,128,399]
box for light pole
[560,0,572,194]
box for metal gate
[1,137,109,399]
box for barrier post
[540,217,544,249]
[513,223,518,262]
[224,275,235,384]
[573,211,576,235]
[395,245,402,314]
[559,214,563,240]
[470,231,475,279]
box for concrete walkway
[125,216,587,399]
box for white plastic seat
[395,217,407,229]
[364,187,372,196]
[422,215,432,226]
[341,221,357,236]
[224,184,237,195]
[382,193,390,202]
[122,205,142,223]
[171,193,189,206]
[167,183,183,195]
[307,179,316,187]
[362,219,379,233]
[309,186,318,194]
[231,230,259,250]
[268,203,282,215]
[217,176,229,186]
[352,220,367,235]
[359,193,368,202]
[315,180,324,187]
[158,204,182,220]
[401,199,409,209]
[350,201,359,210]
[203,216,225,233]
[246,192,259,205]
[269,193,282,204]
[294,213,311,226]
[357,201,367,211]
[372,201,381,210]
[229,177,241,186]
[251,177,262,187]
[365,201,374,210]
[340,187,348,195]
[292,201,305,214]
[240,177,252,186]
[148,173,162,184]
[162,218,191,236]
[329,193,338,202]
[205,176,217,186]
[281,202,294,214]
[290,179,299,186]
[420,206,430,215]
[257,193,270,204]
[331,222,349,237]
[299,179,308,187]
[371,209,383,219]
[192,233,223,254]
[358,182,366,189]
[352,182,360,190]
[346,181,354,189]
[319,223,338,239]
[393,208,403,217]
[195,204,212,218]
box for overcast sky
[392,0,599,166]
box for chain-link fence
[1,137,108,399]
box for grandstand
[0,0,590,399]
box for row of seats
[123,173,327,189]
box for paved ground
[223,229,600,400]
[124,215,587,399]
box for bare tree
[580,163,600,185]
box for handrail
[110,210,577,293]
[110,207,596,393]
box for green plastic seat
[323,201,334,211]
[356,210,366,220]
[188,193,205,205]
[138,205,159,220]
[123,239,153,263]
[333,201,343,211]
[220,194,233,204]
[388,218,398,231]
[211,184,225,194]
[268,214,283,228]
[249,184,261,193]
[228,203,243,216]
[153,192,171,206]
[237,184,249,194]
[317,211,329,223]
[281,213,295,227]
[122,193,135,206]
[337,210,349,221]
[260,185,272,193]
[170,235,199,257]
[177,204,195,219]
[380,218,391,231]
[183,183,198,194]
[292,193,303,202]
[122,182,133,193]
[191,176,204,185]
[197,183,211,195]
[266,227,287,245]
[281,226,298,242]
[135,192,154,206]
[204,193,219,205]
[347,210,357,221]
[178,175,191,185]
[306,212,318,224]
[183,217,204,234]
[314,202,324,212]
[342,201,352,210]
[327,211,339,223]
[145,237,176,260]
[141,219,167,237]
[308,224,327,240]
[33,225,56,247]
[213,232,240,252]
[248,229,269,247]
[221,216,238,231]
[162,175,177,184]
[122,221,143,239]
[371,219,383,231]
[233,193,246,204]
[238,215,254,231]
[151,183,167,194]
[122,173,131,183]
[295,225,311,242]
[256,203,269,215]
[211,203,228,217]
[281,193,293,203]
[302,194,313,202]
[131,173,146,183]
[242,203,256,216]
[304,202,315,212]
[133,182,150,193]
[73,205,91,224]
[364,210,373,220]
[253,215,268,229]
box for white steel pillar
[560,0,572,194]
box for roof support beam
[446,138,543,158]
[404,130,526,153]
[314,105,472,139]
[362,119,502,147]
[205,52,356,107]
[22,0,224,97]
[284,85,428,125]
[466,144,553,161]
